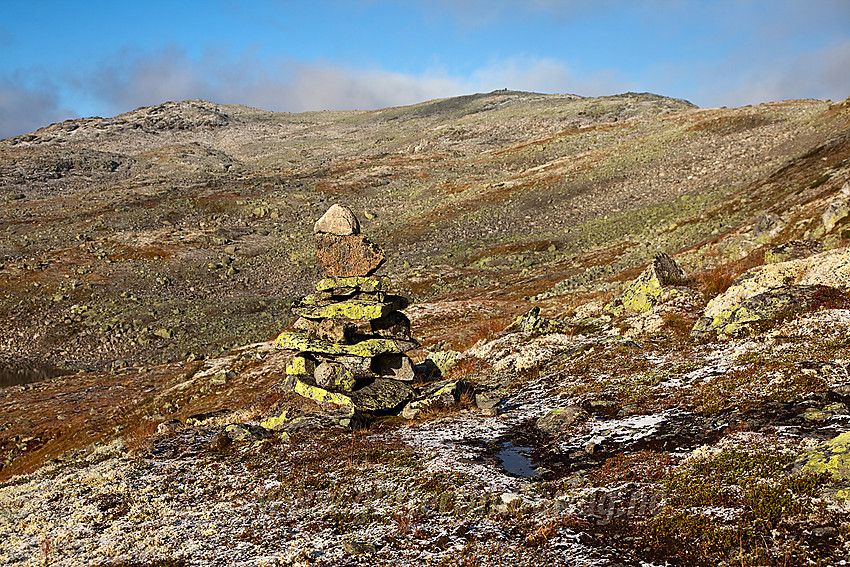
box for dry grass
[124,419,162,456]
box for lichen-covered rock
[316,234,385,278]
[276,331,420,356]
[286,353,316,376]
[370,353,414,381]
[703,246,850,319]
[262,405,363,431]
[291,296,408,320]
[619,253,686,313]
[314,361,356,391]
[424,350,462,377]
[313,203,360,236]
[315,275,391,293]
[823,183,850,233]
[536,406,589,436]
[692,284,846,338]
[511,307,571,334]
[351,378,413,412]
[764,240,823,264]
[400,379,470,419]
[293,377,354,406]
[800,431,850,480]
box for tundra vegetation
[1,91,850,565]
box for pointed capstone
[314,204,360,236]
[316,234,385,278]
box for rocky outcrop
[823,183,850,233]
[701,246,850,322]
[692,284,847,338]
[613,253,687,314]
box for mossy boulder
[400,379,470,419]
[422,350,462,377]
[692,284,846,338]
[511,307,571,334]
[619,253,686,313]
[801,431,850,480]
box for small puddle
[0,361,67,388]
[497,444,541,479]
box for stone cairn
[275,204,420,414]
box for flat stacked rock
[275,204,419,413]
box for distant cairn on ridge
[274,204,419,413]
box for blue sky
[2,0,849,138]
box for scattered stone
[313,203,360,236]
[342,540,376,555]
[764,240,824,264]
[400,379,471,419]
[351,378,414,412]
[702,246,850,320]
[185,409,235,427]
[156,420,182,434]
[210,433,232,451]
[536,406,590,436]
[474,390,504,416]
[511,307,572,334]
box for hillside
[2,91,850,565]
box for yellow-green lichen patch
[293,378,353,406]
[275,331,419,356]
[261,410,289,430]
[291,297,407,320]
[620,276,663,313]
[315,275,392,293]
[285,353,315,376]
[801,431,850,480]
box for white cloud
[0,75,76,139]
[66,47,635,117]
